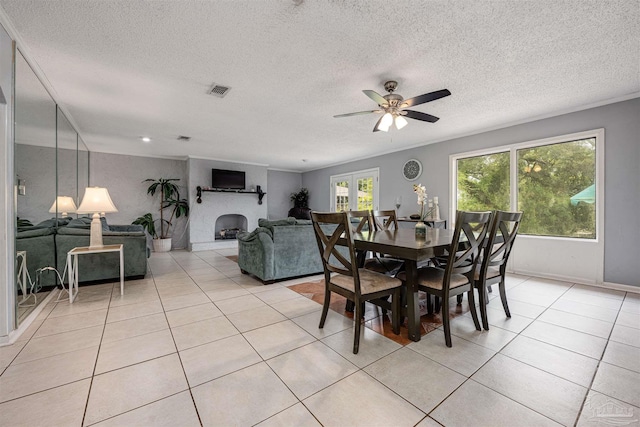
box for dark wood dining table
[353,227,455,342]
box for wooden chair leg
[442,296,452,348]
[434,296,441,313]
[319,288,331,328]
[478,285,490,331]
[456,294,463,304]
[467,289,481,331]
[499,277,511,318]
[353,298,362,354]
[391,290,400,335]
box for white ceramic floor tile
[0,379,91,427]
[551,299,619,323]
[565,284,625,301]
[446,316,517,351]
[592,362,640,407]
[106,299,164,323]
[472,353,587,426]
[48,299,110,318]
[171,316,239,351]
[95,329,176,374]
[192,362,298,427]
[321,326,402,369]
[91,391,201,427]
[621,296,640,314]
[617,311,640,329]
[179,334,261,387]
[576,390,640,427]
[610,323,640,348]
[303,370,425,427]
[33,308,107,338]
[226,305,287,332]
[487,297,547,319]
[365,347,466,413]
[214,293,267,315]
[501,335,599,387]
[13,325,103,364]
[0,340,26,371]
[84,354,189,425]
[407,330,496,376]
[559,292,623,311]
[101,312,169,344]
[292,309,354,339]
[271,296,322,318]
[243,320,316,360]
[255,287,302,304]
[156,283,202,298]
[255,403,321,427]
[431,380,561,427]
[507,288,563,307]
[267,341,358,400]
[0,346,98,403]
[466,305,534,333]
[537,308,614,339]
[165,302,223,328]
[522,320,608,359]
[161,291,210,311]
[204,286,250,302]
[602,340,640,373]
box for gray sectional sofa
[16,217,148,288]
[237,217,325,284]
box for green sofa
[15,217,148,289]
[237,217,326,284]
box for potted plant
[133,178,189,252]
[288,187,311,219]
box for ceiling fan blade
[372,115,385,132]
[333,110,380,118]
[363,90,389,107]
[401,89,451,108]
[404,110,440,123]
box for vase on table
[415,220,427,238]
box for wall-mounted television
[212,169,245,190]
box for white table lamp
[76,187,118,248]
[48,196,77,217]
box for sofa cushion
[237,226,273,242]
[258,217,296,228]
[67,217,92,228]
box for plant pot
[288,207,311,220]
[153,238,172,252]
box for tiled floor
[1,249,639,426]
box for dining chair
[348,209,373,233]
[364,209,405,276]
[473,210,523,330]
[311,211,402,354]
[398,210,492,347]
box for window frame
[450,129,604,242]
[329,167,380,212]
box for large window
[330,168,379,212]
[453,134,598,239]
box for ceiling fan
[334,80,451,132]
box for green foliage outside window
[456,138,596,239]
[357,177,374,210]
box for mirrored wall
[14,49,89,326]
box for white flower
[413,184,427,205]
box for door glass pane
[457,152,510,212]
[356,177,374,210]
[334,180,349,212]
[517,138,596,238]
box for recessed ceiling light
[140,136,151,143]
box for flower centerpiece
[413,183,428,237]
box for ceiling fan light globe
[380,112,393,128]
[395,115,408,129]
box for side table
[66,244,124,303]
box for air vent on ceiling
[177,135,191,142]
[209,84,231,98]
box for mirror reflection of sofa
[15,217,148,289]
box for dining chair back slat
[371,209,399,231]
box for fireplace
[215,214,248,240]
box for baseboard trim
[0,290,58,347]
[510,268,639,294]
[601,281,640,294]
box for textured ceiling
[1,0,638,171]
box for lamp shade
[76,187,118,214]
[48,196,77,215]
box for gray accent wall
[90,152,189,249]
[267,170,302,219]
[15,144,57,224]
[302,98,640,287]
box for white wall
[187,158,268,250]
[267,169,302,219]
[303,98,640,287]
[90,152,189,249]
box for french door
[330,168,379,212]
